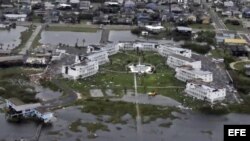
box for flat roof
[224,38,247,44]
[176,26,192,31]
[7,98,25,106]
[168,54,194,62]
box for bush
[181,42,211,54]
[131,28,142,35]
[196,31,215,45]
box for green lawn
[225,23,245,31]
[209,48,231,58]
[45,26,98,32]
[61,51,185,97]
[234,61,250,71]
[31,29,42,48]
[189,24,214,30]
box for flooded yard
[40,31,102,46]
[0,26,27,50]
[1,105,250,141]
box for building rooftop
[224,38,247,44]
[168,54,194,62]
[176,26,192,32]
[7,98,25,106]
[179,66,212,75]
[188,79,224,89]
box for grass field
[189,24,214,30]
[225,23,245,31]
[233,61,250,70]
[61,51,185,98]
[31,29,42,48]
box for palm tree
[82,39,85,46]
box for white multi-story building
[116,42,134,50]
[102,45,120,56]
[62,60,99,80]
[117,41,159,51]
[166,54,201,69]
[175,66,213,82]
[86,51,109,65]
[87,44,119,56]
[185,81,226,103]
[158,45,192,58]
[133,42,159,51]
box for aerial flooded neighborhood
[0,0,250,141]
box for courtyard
[60,50,185,100]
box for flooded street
[0,26,27,50]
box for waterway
[0,26,27,50]
[0,105,250,141]
[40,31,102,46]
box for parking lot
[192,53,241,104]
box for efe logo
[228,129,246,136]
[224,125,250,141]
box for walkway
[134,73,143,141]
[19,25,42,55]
[100,28,110,43]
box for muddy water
[40,31,102,46]
[0,105,249,141]
[0,26,27,50]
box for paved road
[19,25,42,55]
[134,73,143,141]
[202,0,227,30]
[100,28,110,43]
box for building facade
[175,66,213,82]
[185,82,226,103]
[158,45,192,58]
[86,51,109,65]
[62,60,99,80]
[166,54,201,69]
[133,42,159,51]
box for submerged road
[134,73,143,141]
[100,28,110,44]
